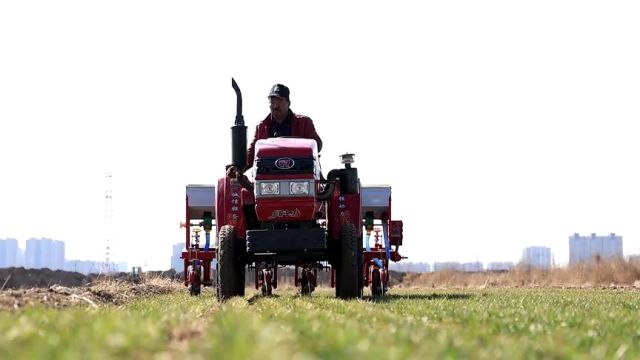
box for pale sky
[1,1,639,270]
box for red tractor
[181,79,405,300]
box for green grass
[2,288,640,359]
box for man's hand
[225,165,254,192]
[226,165,240,179]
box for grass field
[1,287,639,359]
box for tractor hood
[253,137,321,179]
[255,137,319,158]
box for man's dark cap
[269,84,290,101]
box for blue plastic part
[365,233,371,252]
[383,224,391,261]
[205,232,211,251]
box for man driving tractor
[228,83,323,179]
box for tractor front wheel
[217,225,241,301]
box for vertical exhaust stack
[231,78,247,170]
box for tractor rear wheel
[357,231,364,298]
[235,237,246,296]
[338,223,360,299]
[334,264,342,298]
[217,225,241,301]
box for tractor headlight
[259,182,280,195]
[289,181,310,195]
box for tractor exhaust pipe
[231,78,247,171]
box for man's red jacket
[245,111,323,172]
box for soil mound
[0,278,181,310]
[0,267,88,290]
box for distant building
[461,262,483,272]
[52,240,65,270]
[487,262,515,271]
[64,260,102,275]
[98,261,128,274]
[25,238,65,270]
[25,238,49,269]
[569,233,623,265]
[0,238,20,267]
[389,262,431,273]
[521,246,552,269]
[171,243,184,271]
[116,261,128,272]
[17,247,24,267]
[433,262,462,272]
[433,262,486,272]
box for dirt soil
[0,267,89,289]
[0,268,181,311]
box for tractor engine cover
[252,138,323,222]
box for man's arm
[244,123,263,172]
[244,126,258,172]
[305,117,323,152]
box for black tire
[301,269,312,296]
[334,265,342,298]
[260,269,272,296]
[338,223,360,299]
[302,283,311,295]
[189,265,202,296]
[264,280,272,296]
[265,270,273,295]
[235,237,246,296]
[215,263,220,299]
[217,225,239,301]
[190,283,201,296]
[371,268,383,298]
[357,232,364,298]
[190,270,202,296]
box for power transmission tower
[103,171,114,274]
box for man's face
[269,96,289,123]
